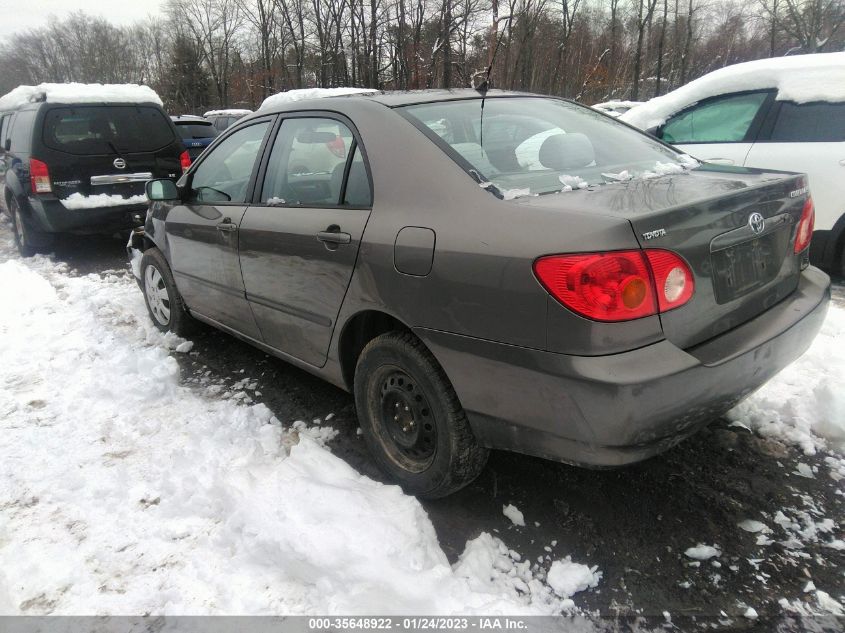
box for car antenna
[474,13,510,150]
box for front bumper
[417,267,831,467]
[26,195,146,233]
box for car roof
[250,88,559,119]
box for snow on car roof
[0,83,163,110]
[203,108,252,117]
[621,52,845,130]
[259,87,378,111]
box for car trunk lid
[520,166,809,349]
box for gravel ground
[3,228,843,628]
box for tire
[9,197,53,257]
[354,331,489,498]
[140,248,193,336]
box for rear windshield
[42,105,176,155]
[175,122,218,140]
[401,97,690,198]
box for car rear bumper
[416,266,830,467]
[26,196,146,233]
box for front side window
[401,97,686,197]
[261,117,356,206]
[660,92,769,144]
[189,121,269,204]
[42,106,175,154]
[769,102,845,142]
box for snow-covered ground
[0,223,842,617]
[0,243,600,615]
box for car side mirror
[146,179,180,201]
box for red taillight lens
[794,197,815,253]
[30,158,52,193]
[534,249,695,322]
[533,251,658,322]
[179,150,192,172]
[644,249,695,312]
[327,135,346,159]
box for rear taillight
[179,150,192,172]
[644,249,695,312]
[533,249,694,322]
[327,135,346,159]
[30,158,52,193]
[794,197,815,254]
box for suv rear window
[176,122,218,140]
[43,105,175,154]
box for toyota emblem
[748,212,765,235]
[113,158,126,170]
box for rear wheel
[354,332,489,498]
[9,198,52,257]
[140,248,193,336]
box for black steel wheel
[354,331,489,498]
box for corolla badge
[748,212,765,235]
[113,158,126,170]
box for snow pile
[591,101,643,117]
[502,504,526,526]
[684,544,721,560]
[0,83,162,110]
[728,304,845,455]
[559,174,589,191]
[546,558,602,600]
[0,253,600,615]
[260,88,377,111]
[621,52,845,130]
[204,109,252,117]
[60,193,147,210]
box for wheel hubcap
[144,265,171,326]
[379,369,436,466]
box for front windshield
[401,97,696,199]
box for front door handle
[317,228,351,245]
[217,217,238,233]
[706,158,735,166]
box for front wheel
[140,248,193,336]
[354,332,489,498]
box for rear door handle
[217,218,238,232]
[317,230,351,245]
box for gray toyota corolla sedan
[129,89,830,498]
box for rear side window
[660,92,769,143]
[769,102,845,142]
[261,117,357,206]
[9,110,34,152]
[42,106,175,154]
[176,123,218,140]
[0,115,10,147]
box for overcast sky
[0,0,165,38]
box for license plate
[711,228,789,304]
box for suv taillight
[533,249,694,322]
[794,197,815,254]
[30,158,52,193]
[179,150,192,172]
[327,135,346,159]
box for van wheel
[140,248,193,336]
[9,198,52,257]
[354,331,489,498]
